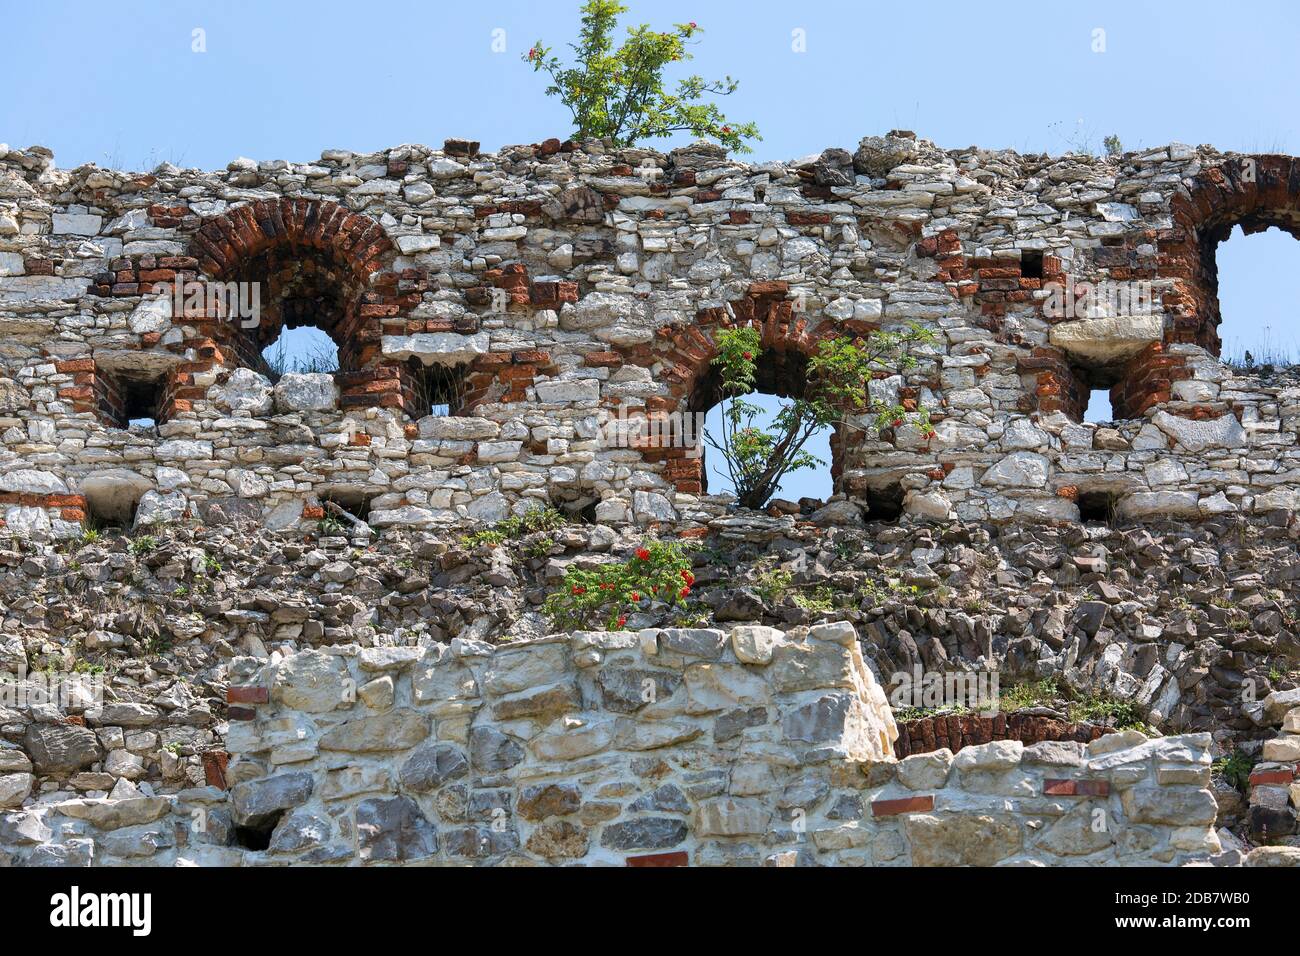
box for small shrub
[524,1,760,152]
[754,568,792,603]
[997,677,1060,712]
[1068,694,1145,731]
[316,516,346,537]
[544,540,696,631]
[792,585,835,613]
[461,506,567,549]
[1213,751,1255,794]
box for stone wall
[0,620,1229,866]
[3,135,1300,537]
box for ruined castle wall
[0,620,1224,866]
[1,136,1298,537]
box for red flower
[617,615,627,627]
[742,351,753,360]
[680,586,691,598]
[688,21,697,28]
[571,585,585,595]
[630,592,641,602]
[892,418,904,428]
[636,548,651,561]
[528,47,536,59]
[681,569,695,584]
[721,125,731,133]
[651,586,659,593]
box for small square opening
[320,492,372,528]
[1077,491,1117,525]
[863,483,905,522]
[1085,388,1113,423]
[1021,250,1045,279]
[99,367,167,431]
[407,361,468,418]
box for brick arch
[190,198,392,284]
[180,199,416,412]
[1048,154,1300,424]
[633,281,855,496]
[1164,155,1300,353]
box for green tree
[705,325,935,510]
[524,1,760,152]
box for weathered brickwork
[3,134,1300,536]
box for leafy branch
[524,1,760,152]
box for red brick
[1043,778,1110,797]
[201,750,230,790]
[227,685,269,705]
[871,795,934,817]
[1249,768,1295,786]
[626,851,688,867]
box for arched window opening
[688,348,836,510]
[1212,225,1300,369]
[223,247,363,381]
[263,326,339,381]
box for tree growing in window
[524,0,760,153]
[706,325,935,510]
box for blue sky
[5,0,1298,501]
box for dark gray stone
[657,628,727,658]
[398,742,469,792]
[230,772,314,828]
[782,693,852,744]
[599,817,688,851]
[468,727,525,772]
[25,839,94,867]
[597,667,681,714]
[355,795,438,862]
[24,723,102,774]
[99,824,175,858]
[714,707,768,742]
[268,810,332,854]
[629,784,690,814]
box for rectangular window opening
[1077,491,1118,525]
[408,361,468,418]
[1020,250,1045,279]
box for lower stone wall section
[1,622,1226,866]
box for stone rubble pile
[0,512,1297,863]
